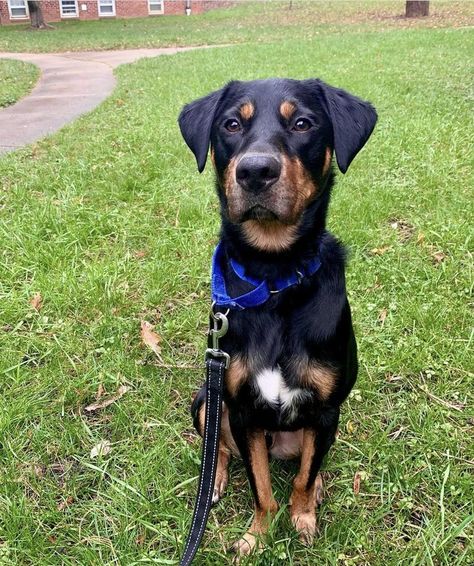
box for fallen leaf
[29,292,43,311]
[389,218,415,242]
[370,246,391,256]
[57,495,74,511]
[50,462,67,475]
[96,383,106,401]
[385,373,403,383]
[33,464,45,477]
[353,471,361,495]
[85,385,129,412]
[140,320,162,357]
[378,308,388,326]
[90,440,111,459]
[431,251,446,264]
[134,250,147,259]
[416,232,425,245]
[346,420,356,434]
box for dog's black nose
[236,154,281,193]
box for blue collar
[211,242,321,310]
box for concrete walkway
[0,47,199,155]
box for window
[60,0,78,18]
[8,0,29,19]
[99,0,116,17]
[148,1,164,15]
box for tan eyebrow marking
[280,100,297,120]
[239,102,255,120]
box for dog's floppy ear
[311,80,377,174]
[178,88,224,173]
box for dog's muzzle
[235,153,281,194]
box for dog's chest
[253,366,311,422]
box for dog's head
[179,79,377,251]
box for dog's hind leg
[290,407,339,545]
[191,385,238,504]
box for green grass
[1,11,473,566]
[0,58,39,107]
[0,0,472,52]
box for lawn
[0,0,472,52]
[0,58,39,108]
[0,5,473,566]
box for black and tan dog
[178,78,377,556]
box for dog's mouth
[240,205,279,223]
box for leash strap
[179,356,225,566]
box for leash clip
[205,306,230,368]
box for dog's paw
[231,532,260,559]
[291,511,317,546]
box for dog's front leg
[229,418,278,557]
[290,408,339,545]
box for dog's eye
[224,119,242,133]
[293,118,312,132]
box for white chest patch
[254,367,308,411]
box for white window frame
[98,0,116,17]
[7,0,29,19]
[60,0,79,18]
[148,1,164,16]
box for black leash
[179,310,229,566]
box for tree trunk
[405,1,430,18]
[28,1,51,29]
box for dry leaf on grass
[353,471,368,495]
[353,471,361,495]
[378,308,388,326]
[140,320,162,357]
[389,219,415,242]
[345,420,356,435]
[370,246,391,256]
[57,495,74,511]
[416,232,425,245]
[135,534,146,546]
[29,292,43,311]
[385,373,403,383]
[85,385,129,412]
[431,250,446,264]
[33,464,45,477]
[96,383,106,400]
[90,440,111,459]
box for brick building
[0,0,228,24]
